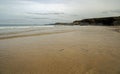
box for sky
[0,0,120,24]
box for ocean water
[0,25,55,39]
[0,25,55,29]
[0,25,80,40]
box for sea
[0,24,79,40]
[0,24,55,39]
[0,24,55,29]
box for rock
[52,16,120,26]
[73,16,120,26]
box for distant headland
[52,16,120,26]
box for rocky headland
[53,16,120,26]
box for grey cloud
[110,10,120,13]
[27,12,65,15]
[31,17,64,20]
[102,9,120,14]
[31,18,49,19]
[25,0,69,4]
[0,0,120,24]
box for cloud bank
[0,0,120,24]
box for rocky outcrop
[52,16,120,26]
[53,22,73,25]
[73,16,120,26]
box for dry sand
[0,26,120,74]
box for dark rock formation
[73,16,120,26]
[53,22,73,25]
[52,16,120,26]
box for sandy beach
[0,26,120,74]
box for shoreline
[0,26,119,40]
[0,26,120,74]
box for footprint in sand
[59,49,64,52]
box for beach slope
[0,26,120,74]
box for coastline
[0,26,120,74]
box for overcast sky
[0,0,120,24]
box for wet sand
[0,26,120,74]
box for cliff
[73,16,120,26]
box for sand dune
[0,26,120,74]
